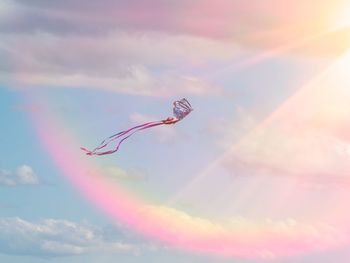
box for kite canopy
[81,98,193,156]
[173,98,193,121]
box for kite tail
[80,119,174,156]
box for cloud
[224,132,350,181]
[221,123,350,188]
[2,0,349,56]
[0,30,231,96]
[0,165,40,186]
[2,0,283,36]
[0,217,137,257]
[102,166,147,181]
[0,0,344,38]
[205,106,258,149]
[222,50,350,183]
[138,205,347,258]
[2,0,349,96]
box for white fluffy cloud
[0,165,40,186]
[0,213,345,260]
[0,217,136,257]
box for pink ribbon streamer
[81,98,192,156]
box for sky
[2,0,350,262]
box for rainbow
[27,85,349,259]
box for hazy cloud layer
[1,0,350,95]
[2,0,348,39]
[0,31,231,96]
[222,51,350,182]
[0,165,39,186]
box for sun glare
[334,5,350,28]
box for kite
[81,98,193,156]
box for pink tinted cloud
[111,0,350,57]
[1,32,230,96]
[223,49,350,182]
[4,0,350,56]
[7,0,341,35]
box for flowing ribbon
[81,98,192,156]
